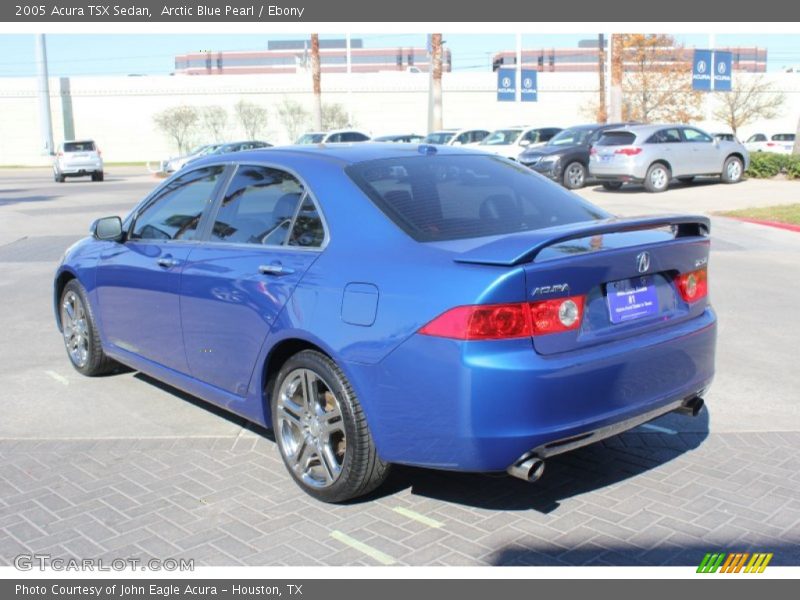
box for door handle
[157,258,178,268]
[259,263,294,276]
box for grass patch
[719,203,800,226]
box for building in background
[175,39,452,75]
[492,40,767,73]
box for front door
[682,128,721,174]
[94,165,226,372]
[180,164,326,396]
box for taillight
[56,152,63,157]
[529,295,586,335]
[419,296,585,340]
[614,147,643,156]
[589,147,598,155]
[766,142,776,147]
[675,268,708,303]
[97,149,102,156]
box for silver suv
[54,140,104,182]
[589,124,749,193]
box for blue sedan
[54,144,716,502]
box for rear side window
[596,132,637,146]
[646,128,682,144]
[346,155,607,242]
[288,196,326,248]
[747,134,767,142]
[64,141,95,152]
[209,165,304,246]
[772,134,795,141]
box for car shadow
[0,194,60,206]
[588,177,724,194]
[130,369,708,511]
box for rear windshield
[346,155,607,242]
[296,133,325,144]
[64,141,95,152]
[596,131,636,146]
[423,132,455,145]
[772,134,795,141]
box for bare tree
[713,75,785,136]
[202,106,228,142]
[234,100,268,139]
[321,103,350,130]
[277,98,310,142]
[310,33,322,130]
[597,33,607,123]
[152,105,199,154]
[621,34,704,123]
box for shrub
[786,155,800,180]
[745,152,788,178]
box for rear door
[179,164,326,396]
[95,165,227,372]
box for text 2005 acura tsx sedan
[54,144,716,502]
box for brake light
[97,149,102,156]
[529,296,586,335]
[675,268,708,303]
[419,296,585,340]
[56,152,63,157]
[589,147,598,156]
[614,147,643,156]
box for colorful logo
[697,552,773,573]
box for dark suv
[518,123,635,189]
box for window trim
[196,162,330,252]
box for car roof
[601,123,700,136]
[190,142,487,168]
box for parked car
[478,126,563,160]
[518,123,633,189]
[53,140,104,182]
[713,133,738,143]
[54,145,715,502]
[371,134,425,143]
[744,133,796,154]
[423,128,490,146]
[183,140,272,169]
[164,143,222,174]
[589,124,749,193]
[295,130,371,144]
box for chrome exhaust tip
[507,455,546,482]
[676,396,705,417]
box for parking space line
[329,530,396,565]
[639,423,677,435]
[45,370,69,386]
[392,506,444,528]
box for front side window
[482,130,522,146]
[683,128,713,143]
[130,166,224,241]
[347,155,607,242]
[209,165,304,246]
[747,134,767,143]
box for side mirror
[519,139,531,147]
[91,216,123,242]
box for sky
[0,33,799,78]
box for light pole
[36,34,54,156]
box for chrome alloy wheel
[276,368,346,488]
[565,163,585,188]
[649,165,668,190]
[61,290,89,368]
[727,159,742,181]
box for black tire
[54,171,65,183]
[644,162,671,193]
[677,176,695,184]
[93,171,104,182]
[562,161,587,190]
[721,156,743,184]
[59,279,116,376]
[271,350,390,503]
[602,181,623,191]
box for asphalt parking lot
[1,168,799,567]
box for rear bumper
[347,307,716,472]
[57,162,103,175]
[589,159,647,180]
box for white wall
[1,71,798,166]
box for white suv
[54,140,104,182]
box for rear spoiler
[454,215,710,266]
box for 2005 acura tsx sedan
[54,143,716,502]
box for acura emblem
[636,251,651,273]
